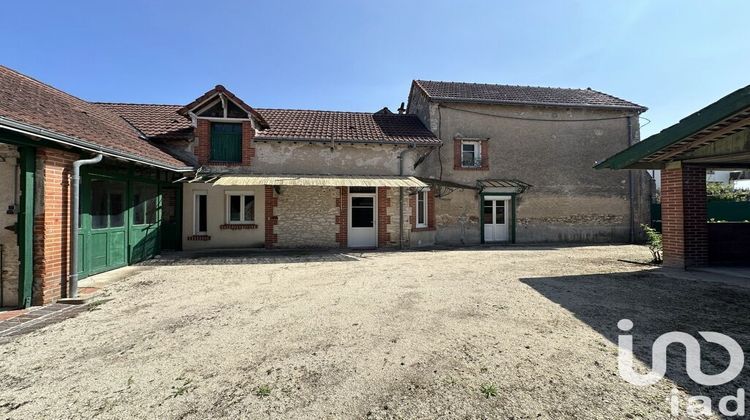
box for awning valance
[211,174,427,188]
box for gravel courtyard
[1,245,748,419]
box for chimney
[397,102,406,114]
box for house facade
[0,65,650,308]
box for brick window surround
[195,119,255,166]
[410,189,436,231]
[661,165,708,268]
[454,138,489,170]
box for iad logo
[617,319,746,417]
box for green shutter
[210,123,242,162]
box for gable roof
[101,104,441,145]
[413,80,646,111]
[0,66,191,170]
[177,85,269,129]
[595,84,750,170]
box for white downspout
[69,154,103,298]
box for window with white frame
[416,189,428,228]
[461,141,481,167]
[226,192,255,223]
[194,192,208,234]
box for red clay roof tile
[0,66,190,169]
[414,80,646,111]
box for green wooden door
[84,179,128,275]
[210,123,242,162]
[129,182,160,263]
[160,187,181,250]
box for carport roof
[595,84,750,170]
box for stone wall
[0,144,19,307]
[275,186,339,248]
[413,101,651,244]
[433,188,481,246]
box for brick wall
[33,148,79,305]
[195,119,255,166]
[264,186,278,248]
[661,165,707,268]
[335,187,348,247]
[377,187,391,247]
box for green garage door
[83,179,128,275]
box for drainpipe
[398,143,416,249]
[69,154,103,298]
[627,116,635,243]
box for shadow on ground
[522,270,750,414]
[146,249,361,265]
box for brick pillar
[661,165,708,268]
[377,187,391,247]
[195,119,210,165]
[241,121,255,165]
[264,186,278,248]
[335,187,348,248]
[33,148,79,305]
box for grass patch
[256,385,271,397]
[480,383,497,399]
[170,378,195,399]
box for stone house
[407,80,652,244]
[0,65,649,308]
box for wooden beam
[654,115,750,161]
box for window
[225,193,255,223]
[416,190,428,228]
[132,183,157,225]
[210,122,242,162]
[194,192,208,234]
[90,180,126,229]
[461,141,481,167]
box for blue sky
[1,0,748,138]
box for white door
[483,196,510,242]
[348,190,377,248]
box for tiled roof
[0,66,190,169]
[96,103,192,139]
[255,109,440,144]
[101,104,441,145]
[414,80,646,111]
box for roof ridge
[415,79,593,92]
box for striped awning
[211,174,427,188]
